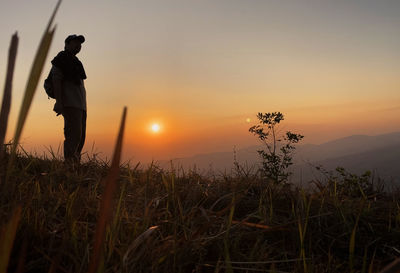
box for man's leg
[76,110,87,161]
[63,107,84,163]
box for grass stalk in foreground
[0,206,22,273]
[223,194,235,273]
[380,257,400,273]
[88,107,127,273]
[0,4,61,268]
[349,201,364,273]
[8,0,61,170]
[0,33,18,164]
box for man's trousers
[62,107,86,163]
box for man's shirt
[52,65,87,111]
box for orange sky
[1,0,399,163]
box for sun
[151,123,161,133]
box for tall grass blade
[379,258,400,273]
[9,0,61,161]
[349,203,363,273]
[88,107,127,273]
[106,182,127,261]
[122,225,159,267]
[14,239,27,273]
[223,194,235,273]
[0,33,18,164]
[0,206,22,273]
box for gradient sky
[1,0,399,163]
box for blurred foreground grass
[1,150,400,273]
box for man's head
[64,34,85,55]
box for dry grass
[0,150,399,272]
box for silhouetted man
[51,34,87,164]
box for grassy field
[1,150,399,273]
[1,3,399,271]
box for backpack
[44,70,55,99]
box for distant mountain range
[161,132,400,184]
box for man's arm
[51,66,64,115]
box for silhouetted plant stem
[0,33,18,176]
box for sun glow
[151,123,161,133]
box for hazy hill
[294,143,400,185]
[295,132,400,162]
[162,132,400,182]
